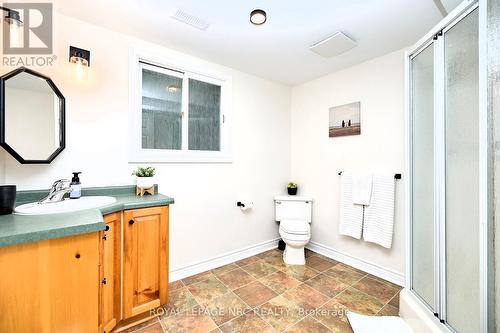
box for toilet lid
[280,219,310,235]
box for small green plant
[287,182,298,189]
[132,166,156,177]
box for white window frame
[129,48,232,163]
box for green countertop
[0,185,174,248]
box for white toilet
[274,195,312,265]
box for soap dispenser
[70,172,82,199]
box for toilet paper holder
[237,201,253,211]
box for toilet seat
[279,219,310,235]
[279,231,310,242]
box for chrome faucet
[38,179,72,204]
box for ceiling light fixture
[250,9,266,25]
[1,6,23,48]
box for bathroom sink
[14,196,117,215]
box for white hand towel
[363,174,395,248]
[352,173,373,205]
[339,172,364,239]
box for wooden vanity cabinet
[99,205,169,330]
[99,212,122,333]
[0,232,100,333]
[122,206,169,319]
[0,205,169,333]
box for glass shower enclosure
[407,0,492,332]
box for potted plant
[287,182,298,195]
[132,166,156,189]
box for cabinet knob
[102,234,107,241]
[75,253,81,259]
[102,278,107,285]
[129,219,135,225]
[105,225,110,231]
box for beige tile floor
[122,249,402,333]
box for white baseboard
[306,241,405,287]
[169,238,280,282]
[169,238,405,287]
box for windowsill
[129,149,233,164]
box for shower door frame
[405,0,489,332]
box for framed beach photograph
[329,102,361,137]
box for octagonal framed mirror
[0,67,65,164]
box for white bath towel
[363,174,395,248]
[352,173,373,205]
[339,172,364,239]
[347,312,412,333]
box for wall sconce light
[1,6,23,48]
[69,46,90,80]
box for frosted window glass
[188,79,221,151]
[444,9,480,332]
[411,44,435,310]
[141,68,183,150]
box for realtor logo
[3,2,53,54]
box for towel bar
[337,171,402,179]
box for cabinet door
[99,212,121,333]
[123,206,168,319]
[0,232,100,333]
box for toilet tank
[274,195,312,223]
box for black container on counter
[0,185,16,215]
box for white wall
[0,14,291,271]
[0,13,408,278]
[290,50,406,275]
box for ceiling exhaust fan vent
[171,10,210,31]
[310,32,357,58]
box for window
[141,66,183,150]
[188,78,221,151]
[130,54,231,163]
